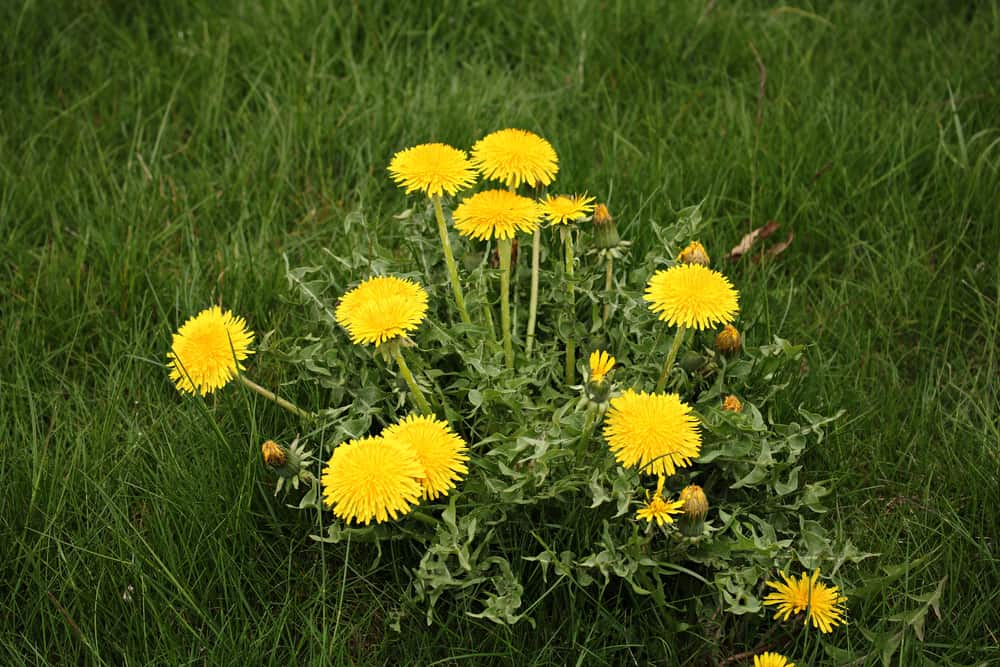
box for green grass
[2,0,998,664]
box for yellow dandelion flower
[589,350,616,384]
[452,189,543,241]
[541,193,596,225]
[335,276,428,347]
[677,240,710,266]
[603,389,701,477]
[387,142,477,197]
[636,475,684,527]
[754,653,796,667]
[383,415,469,500]
[722,395,743,412]
[470,128,559,188]
[321,436,423,525]
[592,203,612,225]
[764,569,848,634]
[261,440,286,467]
[167,306,254,395]
[644,264,740,330]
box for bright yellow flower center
[167,306,254,395]
[335,276,429,347]
[470,128,559,188]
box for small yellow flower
[387,142,477,197]
[167,306,254,395]
[636,475,684,527]
[677,240,710,266]
[592,203,612,225]
[452,189,543,241]
[335,276,429,347]
[764,569,848,634]
[541,193,595,225]
[321,436,424,525]
[678,485,708,521]
[722,395,743,412]
[261,440,286,467]
[383,415,469,500]
[644,264,740,330]
[470,128,558,188]
[754,653,795,667]
[588,350,616,384]
[603,389,701,477]
[715,324,742,354]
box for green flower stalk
[432,195,473,326]
[525,226,542,357]
[497,237,515,369]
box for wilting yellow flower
[383,415,469,500]
[167,306,254,395]
[636,475,684,527]
[644,264,739,330]
[588,350,616,384]
[715,324,742,354]
[592,203,612,225]
[335,276,428,347]
[452,189,543,241]
[470,128,558,188]
[387,142,477,197]
[677,240,710,266]
[764,570,848,634]
[321,436,423,525]
[541,193,595,225]
[603,389,701,477]
[722,395,743,412]
[679,485,708,521]
[754,653,795,667]
[261,440,287,467]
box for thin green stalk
[237,375,316,419]
[432,195,472,326]
[498,237,514,370]
[562,227,576,385]
[577,405,597,458]
[525,227,541,357]
[655,326,687,392]
[390,345,434,415]
[602,254,614,325]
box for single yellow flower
[764,569,848,634]
[588,350,616,384]
[722,395,743,412]
[387,142,477,197]
[541,193,596,225]
[603,389,701,477]
[754,653,796,667]
[635,475,684,527]
[715,323,742,354]
[167,306,254,395]
[321,436,423,525]
[470,128,559,188]
[677,240,710,266]
[592,203,612,225]
[383,415,469,500]
[261,440,286,467]
[452,189,543,241]
[644,264,740,330]
[335,276,428,347]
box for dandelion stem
[525,227,541,357]
[390,346,434,415]
[655,326,687,393]
[498,237,515,370]
[603,254,614,325]
[237,375,316,420]
[562,228,576,385]
[432,195,472,326]
[577,405,597,457]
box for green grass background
[2,0,998,664]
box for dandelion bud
[722,395,743,412]
[680,350,704,373]
[261,440,287,467]
[261,436,315,494]
[678,484,709,537]
[586,350,616,404]
[715,324,742,355]
[677,241,710,267]
[592,203,620,249]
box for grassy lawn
[2,1,998,664]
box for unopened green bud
[715,324,741,355]
[678,484,709,537]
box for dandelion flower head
[588,350,616,384]
[383,415,469,500]
[722,395,743,412]
[335,276,429,347]
[388,142,477,197]
[644,264,739,330]
[603,389,701,477]
[764,569,848,634]
[754,653,795,667]
[635,476,684,527]
[452,189,543,241]
[470,128,559,188]
[167,306,254,395]
[677,240,710,266]
[321,436,423,525]
[541,193,595,225]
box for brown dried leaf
[727,220,780,261]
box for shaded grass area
[2,0,998,663]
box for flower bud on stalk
[722,395,743,412]
[592,203,620,249]
[678,484,709,537]
[677,241,710,267]
[261,436,314,494]
[715,324,742,355]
